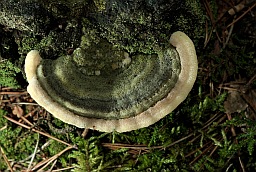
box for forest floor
[0,1,256,171]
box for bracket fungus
[25,31,197,132]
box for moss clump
[93,0,106,12]
[0,110,38,170]
[185,0,206,38]
[69,134,107,172]
[85,0,204,55]
[0,59,21,88]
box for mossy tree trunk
[0,0,203,87]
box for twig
[19,115,34,127]
[203,0,215,25]
[102,143,149,150]
[49,159,57,171]
[0,125,7,131]
[241,93,256,113]
[27,133,40,171]
[189,113,225,144]
[227,113,246,171]
[185,141,212,157]
[226,163,233,172]
[202,113,222,130]
[0,146,14,172]
[203,0,215,48]
[103,132,194,151]
[246,73,256,86]
[51,166,75,171]
[19,140,52,163]
[4,115,73,147]
[239,156,246,172]
[32,145,74,171]
[218,87,239,91]
[226,113,237,138]
[0,91,28,95]
[199,145,218,171]
[227,2,256,28]
[164,133,194,149]
[0,87,14,90]
[12,102,38,106]
[104,113,225,153]
[189,143,215,165]
[223,23,234,49]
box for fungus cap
[25,31,197,132]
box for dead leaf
[12,105,24,118]
[224,91,248,114]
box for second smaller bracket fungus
[25,31,198,132]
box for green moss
[19,34,57,55]
[0,125,38,169]
[97,11,161,54]
[1,1,256,171]
[177,1,205,46]
[46,140,66,156]
[186,0,204,17]
[69,134,106,172]
[0,109,7,126]
[19,36,38,53]
[1,90,255,171]
[80,18,100,48]
[0,59,21,88]
[93,0,106,12]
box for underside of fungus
[25,31,197,132]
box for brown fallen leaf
[12,105,24,118]
[224,91,248,114]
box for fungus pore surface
[25,31,197,132]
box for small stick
[12,102,38,106]
[49,159,57,171]
[0,125,7,131]
[227,2,256,28]
[1,87,15,90]
[239,156,246,172]
[51,166,75,172]
[0,146,14,172]
[4,116,73,147]
[27,133,40,171]
[0,91,28,95]
[20,115,34,127]
[32,145,74,171]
